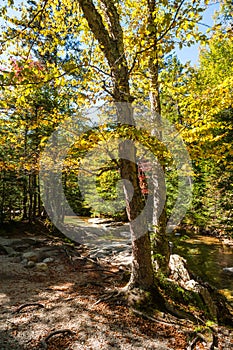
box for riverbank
[0,228,232,349]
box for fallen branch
[40,329,75,349]
[13,303,44,314]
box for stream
[65,216,233,302]
[173,235,233,302]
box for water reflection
[173,235,233,302]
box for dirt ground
[0,228,232,350]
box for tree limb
[77,0,116,67]
[1,0,49,45]
[13,303,44,313]
[40,329,74,349]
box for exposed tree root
[164,302,205,324]
[13,303,44,314]
[130,307,181,328]
[91,290,121,307]
[40,329,75,349]
[187,332,217,350]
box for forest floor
[0,223,232,350]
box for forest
[0,0,232,349]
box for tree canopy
[0,0,232,297]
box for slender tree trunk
[32,173,37,220]
[33,107,39,221]
[43,130,65,228]
[22,126,29,220]
[38,181,42,217]
[28,173,33,223]
[0,171,6,224]
[147,0,170,273]
[22,175,28,220]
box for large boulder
[169,254,191,284]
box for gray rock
[169,254,190,283]
[21,259,28,266]
[22,251,39,262]
[34,247,60,258]
[3,246,17,256]
[43,257,54,263]
[223,267,233,274]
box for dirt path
[0,231,232,349]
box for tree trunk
[0,171,6,224]
[32,173,37,220]
[78,0,155,290]
[147,0,170,273]
[28,173,33,223]
[22,174,28,220]
[22,126,29,220]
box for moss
[126,285,166,314]
[154,272,211,317]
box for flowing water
[173,235,233,302]
[65,216,233,302]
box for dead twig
[13,303,44,314]
[40,329,75,349]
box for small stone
[36,262,48,271]
[22,251,38,262]
[21,259,28,266]
[223,267,233,274]
[43,257,54,263]
[27,261,35,268]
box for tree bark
[22,126,29,220]
[147,0,170,273]
[78,0,155,290]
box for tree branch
[77,0,116,67]
[157,0,186,42]
[100,0,124,47]
[1,0,49,45]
